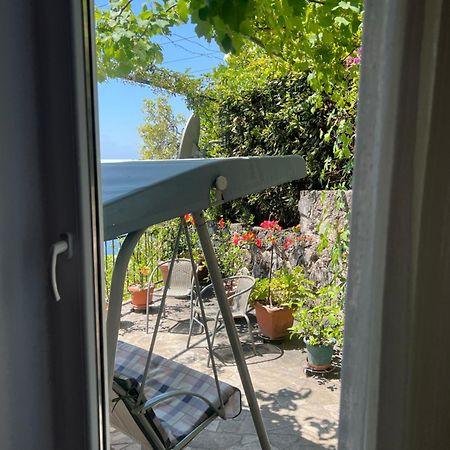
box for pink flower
[345,48,362,67]
[255,238,262,248]
[232,234,240,245]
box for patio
[110,295,341,450]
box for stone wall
[229,223,303,278]
[234,190,351,283]
[246,227,303,279]
[298,190,352,285]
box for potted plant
[290,283,344,369]
[250,266,313,340]
[128,265,154,311]
[158,262,169,283]
[230,219,308,340]
[128,283,155,310]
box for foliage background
[210,73,355,225]
[96,0,362,227]
[139,96,186,159]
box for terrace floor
[110,296,341,450]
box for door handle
[51,233,72,302]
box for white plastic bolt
[215,175,228,191]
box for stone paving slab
[110,297,340,449]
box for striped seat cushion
[113,341,241,448]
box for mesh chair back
[228,276,255,316]
[160,258,193,296]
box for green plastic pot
[304,337,335,369]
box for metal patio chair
[188,275,257,364]
[146,258,194,333]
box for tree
[202,71,354,226]
[177,0,363,93]
[96,0,362,104]
[139,96,186,159]
[179,0,363,173]
[96,0,363,224]
[95,0,182,81]
[95,0,208,101]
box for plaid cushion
[112,373,172,448]
[114,341,241,448]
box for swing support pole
[107,229,146,390]
[193,211,272,450]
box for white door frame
[339,1,450,449]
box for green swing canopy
[101,156,306,241]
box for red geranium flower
[232,233,240,245]
[218,217,225,229]
[242,231,256,242]
[283,237,293,249]
[260,220,282,231]
[255,238,262,248]
[184,213,195,225]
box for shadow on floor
[168,318,204,335]
[257,388,338,450]
[212,342,283,366]
[309,352,342,388]
[114,302,341,450]
[186,387,337,449]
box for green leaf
[198,6,209,21]
[287,0,307,16]
[338,1,351,9]
[221,34,234,53]
[334,16,350,26]
[177,0,189,22]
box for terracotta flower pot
[159,263,169,283]
[128,284,154,311]
[254,302,294,340]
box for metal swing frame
[135,217,225,414]
[107,213,271,449]
[103,116,305,450]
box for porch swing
[103,116,306,450]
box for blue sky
[98,22,223,160]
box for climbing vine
[97,0,362,226]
